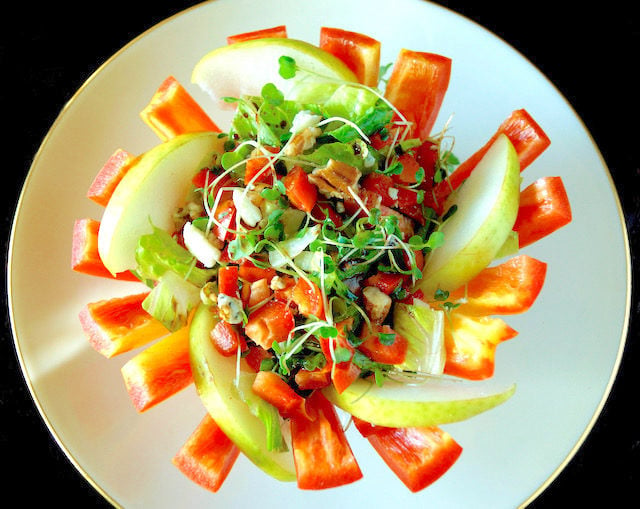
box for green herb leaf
[278,55,297,79]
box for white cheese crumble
[217,293,244,324]
[182,221,221,268]
[233,188,262,227]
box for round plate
[7,1,631,507]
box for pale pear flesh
[189,304,296,482]
[418,133,521,297]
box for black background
[2,1,637,506]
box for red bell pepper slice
[353,417,462,493]
[238,259,276,283]
[433,109,551,212]
[252,370,313,420]
[364,271,406,295]
[318,320,361,394]
[271,275,296,303]
[140,75,220,141]
[121,325,193,412]
[79,291,168,358]
[514,176,572,248]
[71,218,139,281]
[283,166,318,213]
[245,278,272,309]
[244,145,279,186]
[86,148,137,207]
[392,152,422,185]
[291,277,325,319]
[443,313,518,380]
[192,169,236,202]
[213,200,237,243]
[244,345,274,373]
[361,173,396,208]
[217,265,239,298]
[294,363,332,391]
[244,300,295,349]
[358,324,408,365]
[172,413,240,493]
[384,49,452,140]
[290,391,363,489]
[210,320,247,357]
[226,25,288,45]
[319,26,381,87]
[311,202,343,227]
[444,254,547,316]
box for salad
[72,25,571,494]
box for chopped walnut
[362,286,392,325]
[283,126,322,157]
[308,159,362,200]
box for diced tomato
[358,324,408,365]
[443,313,518,380]
[140,75,220,141]
[514,176,572,248]
[343,188,383,218]
[318,319,361,394]
[352,418,462,493]
[445,255,547,316]
[210,320,247,357]
[399,288,424,304]
[413,139,439,187]
[311,202,343,227]
[392,153,422,185]
[361,173,427,225]
[192,169,236,201]
[291,278,325,319]
[244,301,295,349]
[364,271,405,295]
[384,49,451,140]
[283,166,318,213]
[361,173,397,207]
[379,205,415,239]
[238,259,276,283]
[393,186,427,225]
[172,413,240,493]
[217,265,239,298]
[294,363,332,391]
[244,345,274,373]
[319,27,381,87]
[211,199,236,243]
[271,275,296,303]
[290,391,363,489]
[226,25,288,44]
[252,370,312,420]
[244,145,279,186]
[247,278,272,308]
[433,109,551,211]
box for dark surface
[1,1,637,506]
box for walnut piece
[308,159,362,199]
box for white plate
[8,0,631,507]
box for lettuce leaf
[135,226,215,288]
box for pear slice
[418,133,521,297]
[191,38,357,104]
[323,377,515,428]
[189,304,296,482]
[98,132,225,275]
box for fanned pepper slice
[290,391,363,489]
[353,417,462,493]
